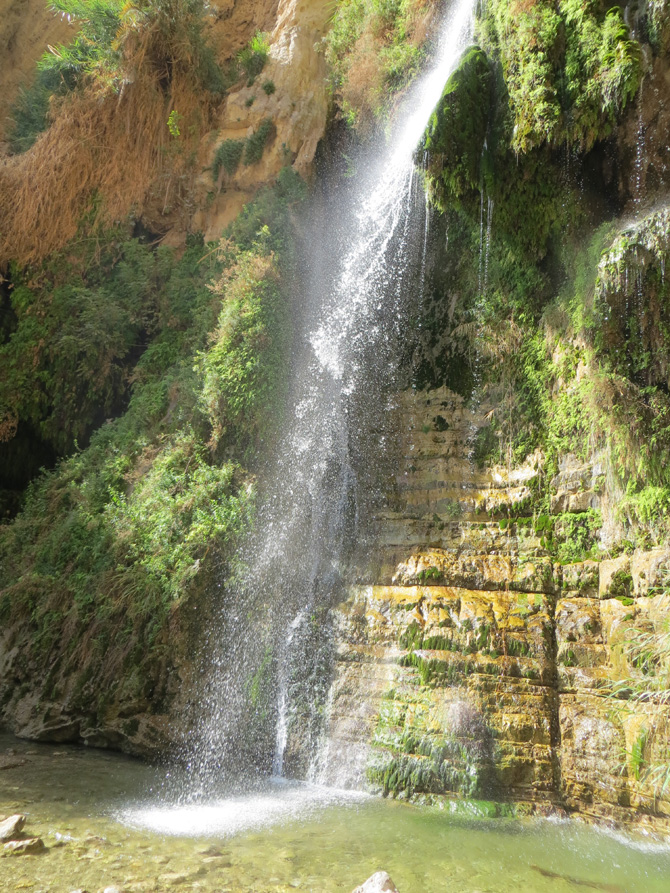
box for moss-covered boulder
[422,46,491,208]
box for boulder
[631,548,670,597]
[0,813,25,841]
[352,871,399,893]
[3,837,45,855]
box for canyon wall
[324,385,670,831]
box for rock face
[191,0,331,241]
[322,387,670,830]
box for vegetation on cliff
[325,0,438,130]
[0,168,305,731]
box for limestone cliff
[322,386,670,832]
[191,0,331,241]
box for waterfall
[184,0,477,796]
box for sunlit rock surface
[323,386,670,831]
[193,0,331,241]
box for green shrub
[244,118,275,165]
[238,31,269,84]
[212,139,246,180]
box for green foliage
[225,166,308,253]
[244,118,275,166]
[197,234,290,452]
[238,31,269,85]
[553,510,602,564]
[648,0,670,52]
[0,172,305,680]
[422,47,491,204]
[108,430,251,597]
[479,0,641,153]
[325,0,428,127]
[212,139,246,180]
[167,110,182,137]
[211,120,276,182]
[0,231,161,455]
[262,79,276,96]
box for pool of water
[1,732,670,893]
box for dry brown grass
[0,72,209,267]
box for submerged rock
[352,871,399,893]
[2,837,45,855]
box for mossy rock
[422,46,492,208]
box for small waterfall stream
[183,0,477,799]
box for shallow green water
[1,733,669,893]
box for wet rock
[631,547,670,597]
[550,456,593,493]
[0,813,25,841]
[568,490,597,513]
[0,755,27,770]
[3,837,46,855]
[352,871,399,893]
[550,490,571,514]
[562,561,599,596]
[599,556,631,598]
[158,873,188,885]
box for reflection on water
[1,734,670,893]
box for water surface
[1,734,670,893]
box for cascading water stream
[180,0,477,800]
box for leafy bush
[244,118,275,166]
[238,31,269,85]
[212,139,246,180]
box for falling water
[634,78,647,206]
[478,182,485,296]
[180,0,477,798]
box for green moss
[422,46,492,205]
